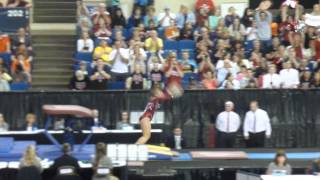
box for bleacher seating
[10,82,30,91]
[75,52,93,63]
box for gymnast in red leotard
[136,84,182,144]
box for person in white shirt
[243,101,271,148]
[262,65,281,89]
[158,6,176,28]
[279,61,300,88]
[77,31,94,53]
[110,40,129,82]
[216,101,241,148]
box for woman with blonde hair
[19,145,42,172]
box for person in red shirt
[163,53,184,85]
[0,34,10,53]
[202,71,217,90]
[196,0,215,26]
[314,31,320,62]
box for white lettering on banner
[7,10,24,17]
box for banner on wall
[0,8,29,33]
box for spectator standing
[93,40,113,66]
[11,53,31,74]
[77,1,92,30]
[224,6,240,27]
[216,101,241,148]
[94,17,112,39]
[158,6,176,28]
[176,5,196,29]
[165,128,186,150]
[128,7,144,28]
[116,111,134,130]
[129,43,147,73]
[262,65,281,89]
[244,101,271,148]
[0,113,9,132]
[163,53,184,85]
[144,6,158,29]
[77,31,94,53]
[228,17,246,38]
[241,8,254,27]
[69,70,90,90]
[195,0,215,26]
[19,145,42,172]
[149,60,164,88]
[92,3,111,30]
[145,30,163,53]
[208,5,222,30]
[111,8,127,29]
[109,41,129,82]
[279,61,300,88]
[266,151,292,175]
[255,10,272,49]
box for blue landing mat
[248,152,320,160]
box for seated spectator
[241,8,254,28]
[93,40,113,66]
[300,70,313,89]
[11,28,32,53]
[188,76,201,89]
[15,43,32,60]
[111,8,126,29]
[92,3,111,30]
[19,145,42,172]
[224,6,240,27]
[12,64,29,83]
[77,18,93,37]
[129,43,147,73]
[165,128,186,150]
[202,71,218,90]
[199,55,215,78]
[0,58,9,73]
[11,53,31,73]
[262,65,281,89]
[195,0,215,26]
[196,28,214,49]
[91,109,106,129]
[311,70,320,88]
[0,113,9,131]
[158,6,176,28]
[92,143,119,180]
[144,6,158,29]
[145,30,163,53]
[110,40,129,82]
[94,17,112,39]
[128,7,144,28]
[69,70,90,90]
[163,53,184,85]
[279,61,300,88]
[116,111,134,130]
[149,60,165,88]
[0,32,10,53]
[0,75,10,92]
[228,17,246,39]
[311,159,320,175]
[220,73,240,89]
[78,61,88,75]
[126,64,147,90]
[208,5,222,30]
[23,113,38,131]
[164,20,180,40]
[180,51,197,73]
[77,31,94,53]
[180,22,194,40]
[7,0,32,8]
[176,5,196,29]
[266,150,292,175]
[90,60,111,90]
[50,143,80,177]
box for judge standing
[243,100,272,148]
[216,101,241,148]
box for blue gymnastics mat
[248,152,320,160]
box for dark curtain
[249,0,318,9]
[0,90,320,148]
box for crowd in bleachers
[72,0,320,91]
[0,27,32,91]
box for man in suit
[165,128,186,150]
[50,143,80,176]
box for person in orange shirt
[0,34,11,53]
[11,53,31,74]
[202,71,218,90]
[164,20,180,40]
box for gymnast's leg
[136,117,151,144]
